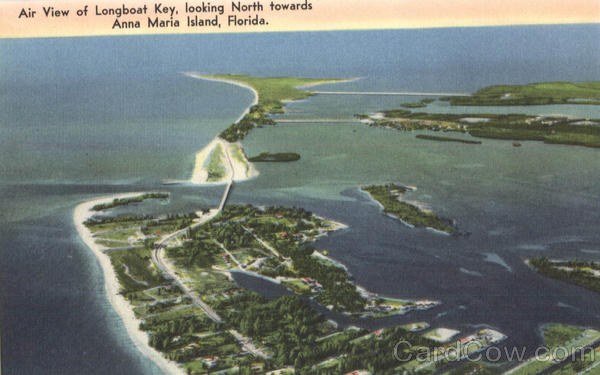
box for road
[241,225,282,258]
[150,139,238,323]
[152,223,223,323]
[229,329,271,359]
[150,139,271,356]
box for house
[202,356,219,368]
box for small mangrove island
[361,184,455,234]
[92,192,169,211]
[528,257,600,293]
[248,152,301,162]
[416,134,482,144]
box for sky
[0,0,599,38]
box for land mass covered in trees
[248,152,301,162]
[362,184,455,234]
[197,74,345,142]
[357,110,600,148]
[442,81,600,106]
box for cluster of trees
[92,193,169,211]
[167,239,221,268]
[220,105,276,142]
[249,152,301,162]
[530,258,600,293]
[85,214,153,226]
[211,223,254,249]
[362,107,600,147]
[363,185,454,234]
[110,249,166,293]
[141,214,197,235]
[218,290,441,374]
[141,315,217,350]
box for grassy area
[416,134,482,144]
[95,228,140,242]
[86,220,145,233]
[362,184,455,234]
[200,74,343,142]
[206,144,226,181]
[508,324,600,375]
[108,247,166,293]
[552,346,600,374]
[229,143,249,174]
[206,74,344,113]
[443,81,600,106]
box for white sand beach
[188,137,259,185]
[182,73,260,186]
[74,194,186,375]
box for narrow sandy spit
[74,193,186,375]
[183,73,260,186]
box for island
[416,134,482,144]
[76,194,455,375]
[69,73,544,374]
[248,152,301,162]
[361,184,455,234]
[527,257,600,293]
[400,98,436,108]
[358,110,600,148]
[442,81,600,106]
[186,74,348,143]
[92,192,169,211]
[182,74,347,185]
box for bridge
[312,90,471,97]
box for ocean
[1,24,599,373]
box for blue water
[1,25,600,373]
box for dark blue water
[1,25,600,374]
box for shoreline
[74,193,185,375]
[183,73,260,186]
[182,72,259,123]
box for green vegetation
[248,152,301,162]
[400,98,435,108]
[208,74,344,113]
[416,134,482,144]
[107,247,166,293]
[443,81,600,106]
[230,143,249,174]
[508,324,600,375]
[441,362,500,375]
[85,197,449,374]
[360,110,600,148]
[206,144,226,181]
[362,184,455,234]
[544,324,586,349]
[529,258,600,293]
[201,74,343,142]
[92,193,169,211]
